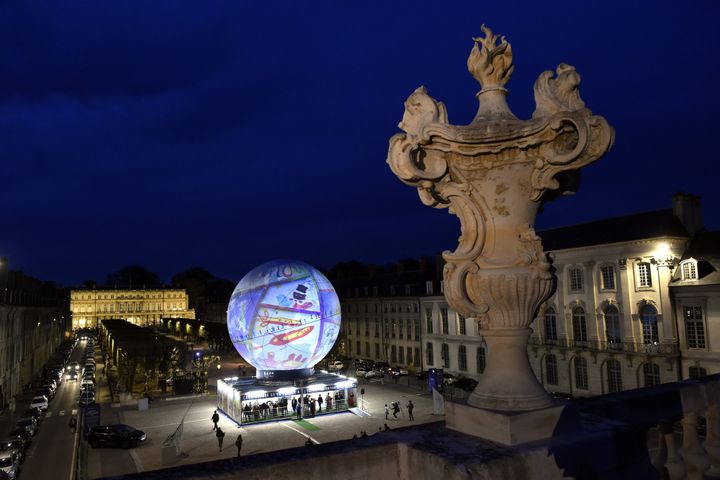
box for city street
[0,339,86,480]
[86,375,440,478]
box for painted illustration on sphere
[227,260,341,372]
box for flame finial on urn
[468,25,516,121]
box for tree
[105,265,161,288]
[171,267,215,309]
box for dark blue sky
[1,1,718,286]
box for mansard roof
[539,208,689,251]
[671,230,720,287]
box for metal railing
[529,337,679,355]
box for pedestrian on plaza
[317,394,323,412]
[216,427,225,452]
[291,396,298,413]
[392,401,400,419]
[211,410,220,431]
[305,437,313,446]
[407,400,414,421]
[296,403,302,419]
[310,399,316,417]
[384,423,391,431]
[235,434,243,457]
[69,416,77,433]
[384,404,389,420]
[326,393,332,410]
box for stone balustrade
[574,373,720,479]
[530,336,680,356]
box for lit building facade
[70,288,195,330]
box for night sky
[2,1,719,286]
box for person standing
[211,410,220,431]
[69,416,77,433]
[216,427,225,452]
[235,434,243,457]
[392,401,400,418]
[384,404,389,420]
[317,394,323,412]
[407,400,414,421]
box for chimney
[672,192,703,236]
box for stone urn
[387,25,614,412]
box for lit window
[684,306,706,349]
[637,262,652,288]
[640,305,659,345]
[574,356,588,390]
[600,265,615,290]
[458,315,466,335]
[569,267,583,292]
[545,354,558,385]
[681,261,698,280]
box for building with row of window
[333,193,719,398]
[70,288,196,330]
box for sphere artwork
[227,260,341,375]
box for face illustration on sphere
[227,260,341,372]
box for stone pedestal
[446,400,565,446]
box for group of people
[239,390,349,423]
[384,400,414,421]
[212,410,243,456]
[353,423,391,439]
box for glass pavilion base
[217,371,358,426]
[256,368,314,381]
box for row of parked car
[77,338,97,407]
[354,360,409,379]
[0,337,83,479]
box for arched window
[426,342,434,366]
[574,356,588,390]
[605,306,621,347]
[607,359,623,393]
[643,362,660,387]
[546,354,558,385]
[544,307,558,343]
[572,307,587,345]
[640,305,659,344]
[477,346,486,374]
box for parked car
[22,409,42,426]
[87,425,146,448]
[355,368,368,378]
[0,437,25,463]
[364,370,381,379]
[6,430,30,448]
[329,360,344,371]
[442,373,457,385]
[79,392,96,408]
[37,387,54,400]
[453,377,479,392]
[29,396,48,412]
[81,378,94,388]
[14,419,36,438]
[0,451,19,480]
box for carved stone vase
[387,26,614,411]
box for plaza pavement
[87,376,438,479]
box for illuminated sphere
[227,260,341,374]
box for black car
[87,425,146,448]
[453,377,479,392]
[7,428,30,446]
[23,408,43,425]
